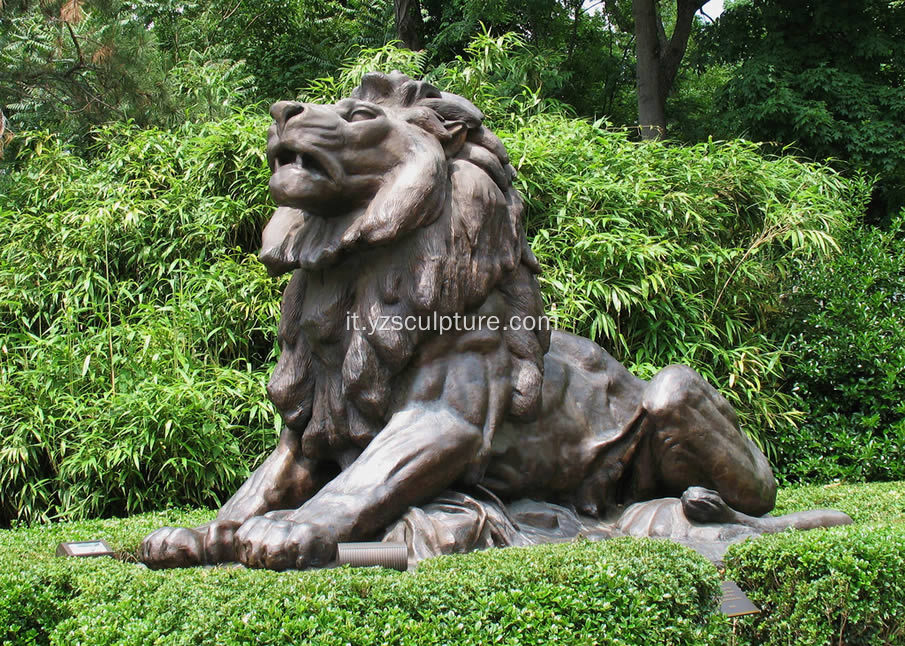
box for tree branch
[394,0,424,50]
[655,8,668,55]
[567,0,581,64]
[662,0,705,89]
[222,0,243,21]
[63,20,84,77]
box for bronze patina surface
[139,73,850,571]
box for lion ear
[443,120,468,157]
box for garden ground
[2,480,903,645]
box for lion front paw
[138,520,241,568]
[139,526,204,569]
[234,516,336,571]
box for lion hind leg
[630,365,777,517]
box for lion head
[260,72,550,465]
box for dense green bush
[0,116,280,525]
[302,33,570,125]
[725,480,905,645]
[0,511,728,645]
[501,116,868,453]
[774,217,905,484]
[725,524,905,645]
[705,0,905,220]
[2,481,903,645]
[0,38,873,522]
[0,78,869,524]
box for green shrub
[773,480,905,524]
[0,40,872,523]
[500,115,868,455]
[3,480,904,645]
[724,480,905,644]
[302,32,570,125]
[0,117,281,526]
[725,523,905,645]
[0,511,728,646]
[707,0,905,220]
[775,216,905,484]
[725,480,905,644]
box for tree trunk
[633,0,666,139]
[394,0,425,50]
[631,0,706,140]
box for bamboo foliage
[0,114,281,525]
[0,47,869,524]
[504,114,868,453]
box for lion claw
[138,526,204,569]
[234,516,335,570]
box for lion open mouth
[273,146,331,181]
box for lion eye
[348,109,376,122]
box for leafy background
[2,0,905,528]
[1,38,887,526]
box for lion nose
[270,101,305,129]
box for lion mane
[260,72,550,470]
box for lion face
[260,96,453,274]
[267,98,420,214]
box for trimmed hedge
[773,480,905,524]
[725,525,905,645]
[0,511,728,645]
[2,481,904,645]
[725,480,905,645]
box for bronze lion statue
[139,72,849,570]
